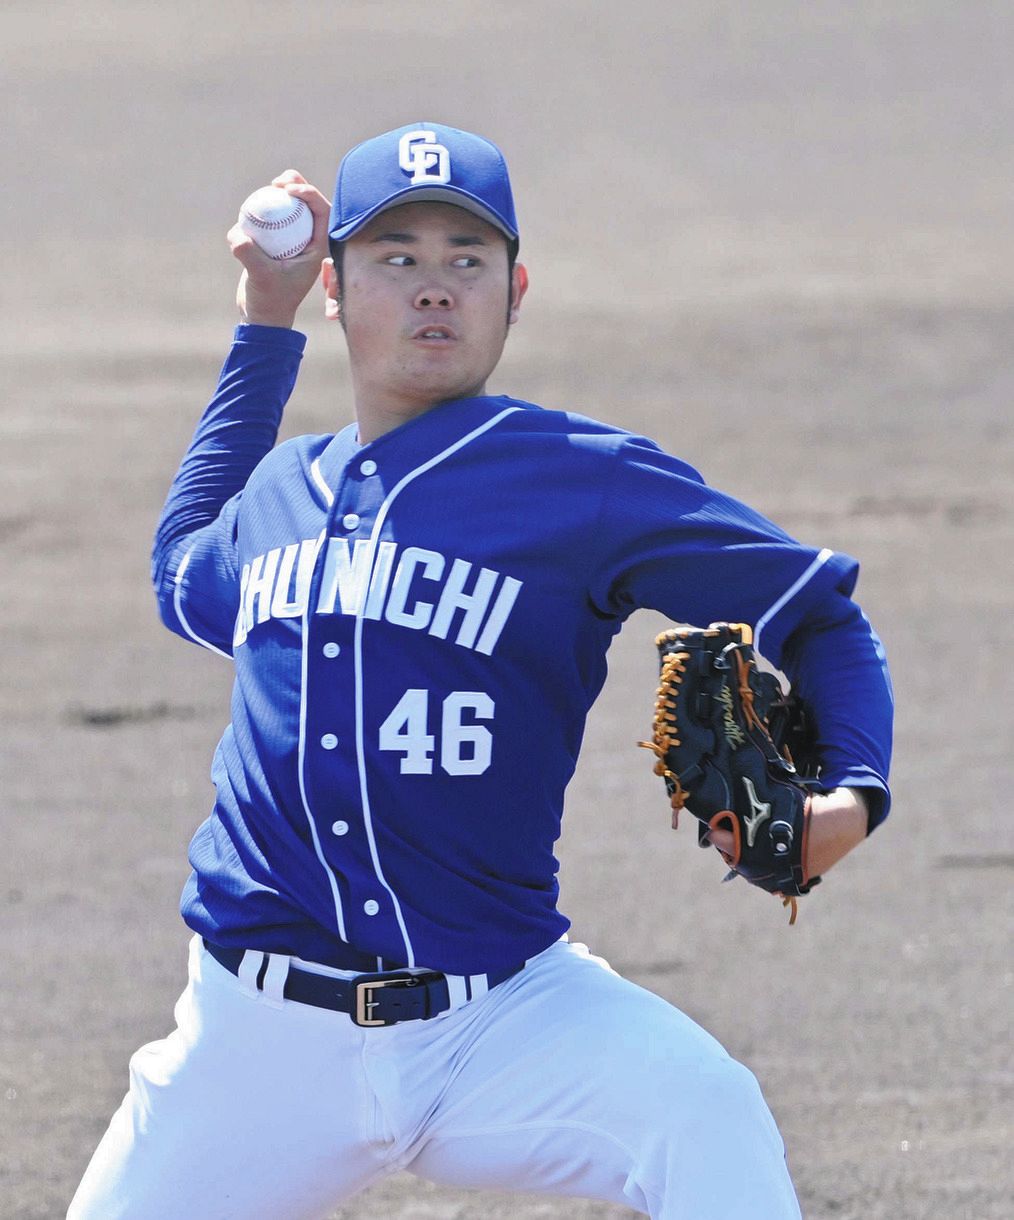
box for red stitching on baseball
[271,241,309,259]
[244,206,308,231]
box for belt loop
[237,950,265,999]
[443,975,469,1009]
[261,953,290,1009]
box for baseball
[237,186,313,259]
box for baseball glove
[639,622,822,923]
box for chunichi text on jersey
[232,535,523,656]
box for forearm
[807,787,870,879]
[153,166,327,575]
[152,324,305,585]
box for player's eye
[384,254,415,266]
[452,256,480,268]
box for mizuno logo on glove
[741,777,771,847]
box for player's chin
[406,338,477,369]
[404,360,492,403]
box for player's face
[325,202,527,425]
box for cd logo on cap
[398,130,451,185]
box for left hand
[708,787,869,879]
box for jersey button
[342,512,361,531]
[363,899,380,916]
[359,460,378,477]
[320,733,338,750]
[331,820,349,836]
[322,642,341,659]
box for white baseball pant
[68,935,802,1219]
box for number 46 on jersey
[379,689,494,776]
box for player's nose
[414,283,454,309]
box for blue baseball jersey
[152,324,893,975]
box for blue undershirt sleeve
[779,597,894,829]
[151,324,306,657]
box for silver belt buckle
[353,975,418,1027]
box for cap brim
[330,185,517,243]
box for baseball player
[69,124,892,1219]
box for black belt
[203,939,524,1027]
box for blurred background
[2,3,1012,1216]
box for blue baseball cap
[329,122,519,247]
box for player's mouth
[411,325,457,343]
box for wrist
[240,308,297,329]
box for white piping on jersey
[310,458,335,508]
[753,547,834,659]
[352,407,523,967]
[297,529,349,941]
[173,547,232,660]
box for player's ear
[508,262,528,326]
[322,258,341,322]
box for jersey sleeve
[590,435,894,828]
[151,323,306,657]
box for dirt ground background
[3,3,1012,1217]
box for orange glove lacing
[638,648,690,829]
